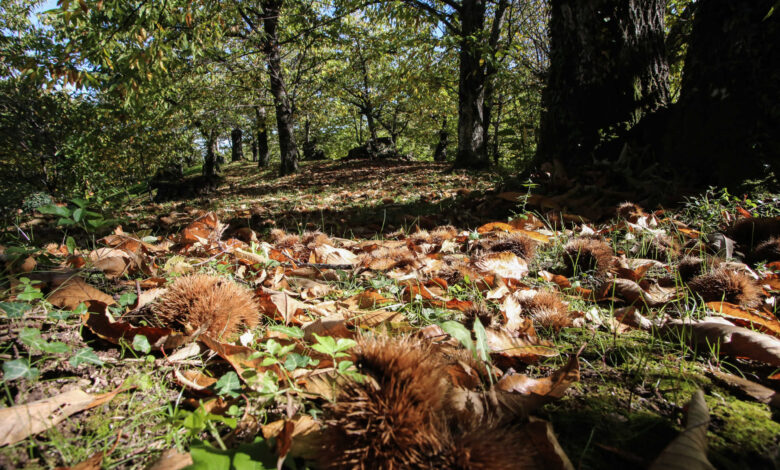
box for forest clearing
[1,0,779,469]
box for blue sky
[31,0,60,27]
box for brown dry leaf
[174,370,217,393]
[200,335,282,383]
[56,451,104,470]
[705,301,780,338]
[262,415,322,460]
[287,277,331,300]
[179,212,225,246]
[89,247,131,278]
[314,244,358,265]
[82,303,188,350]
[495,353,580,415]
[600,278,673,307]
[136,287,167,309]
[502,290,529,332]
[661,320,780,367]
[348,290,395,309]
[48,278,115,310]
[146,448,193,470]
[649,390,714,470]
[256,287,309,325]
[485,328,557,362]
[520,417,575,470]
[302,314,352,341]
[347,309,406,328]
[477,221,515,233]
[473,252,529,280]
[708,369,780,408]
[0,387,123,446]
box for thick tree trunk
[454,0,489,169]
[536,0,669,167]
[491,93,504,164]
[255,106,270,168]
[263,0,299,176]
[231,128,243,162]
[664,0,780,183]
[433,118,449,162]
[202,129,219,179]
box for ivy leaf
[283,353,312,371]
[119,292,138,307]
[41,342,71,354]
[268,325,304,339]
[215,371,242,398]
[70,347,104,367]
[3,359,39,381]
[0,302,30,318]
[20,327,46,350]
[188,437,276,470]
[132,334,151,354]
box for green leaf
[311,333,337,356]
[473,317,490,362]
[20,327,46,350]
[3,359,39,381]
[440,321,475,354]
[41,341,71,354]
[119,292,138,307]
[188,437,276,470]
[66,236,76,254]
[57,217,77,227]
[283,353,312,371]
[70,347,104,367]
[268,325,304,339]
[0,302,30,318]
[72,207,84,223]
[70,198,89,208]
[215,371,242,397]
[132,334,151,354]
[38,204,71,217]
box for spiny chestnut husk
[749,236,780,264]
[616,202,647,223]
[727,217,780,249]
[154,274,259,339]
[687,269,763,308]
[318,335,540,469]
[516,290,571,331]
[562,238,614,275]
[485,232,537,261]
[319,336,450,469]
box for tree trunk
[263,0,299,176]
[536,0,669,167]
[231,128,243,162]
[491,93,504,164]
[454,0,489,169]
[255,106,270,168]
[664,0,780,183]
[251,136,258,162]
[202,129,219,179]
[433,118,449,162]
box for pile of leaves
[1,164,779,469]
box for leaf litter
[1,160,779,468]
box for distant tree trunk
[263,0,299,176]
[433,118,449,162]
[251,136,258,162]
[255,106,270,168]
[455,0,489,169]
[483,0,508,167]
[202,129,219,179]
[491,93,505,164]
[536,0,669,168]
[231,128,243,162]
[664,0,780,183]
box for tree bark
[263,0,299,176]
[454,0,489,169]
[536,0,669,167]
[231,128,243,162]
[255,106,270,168]
[663,0,780,183]
[433,117,449,162]
[202,129,219,179]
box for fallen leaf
[314,244,358,265]
[474,252,529,280]
[261,415,321,459]
[661,320,780,367]
[82,303,187,350]
[57,451,104,470]
[0,387,123,446]
[705,301,780,338]
[48,278,115,310]
[649,390,714,470]
[146,448,193,470]
[707,369,780,408]
[484,328,557,362]
[520,417,575,470]
[200,335,281,383]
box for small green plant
[310,333,362,381]
[37,198,118,234]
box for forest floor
[1,158,779,469]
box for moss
[706,393,780,469]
